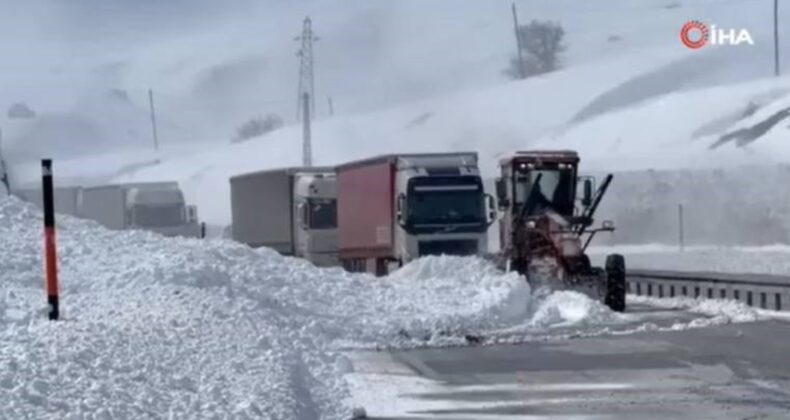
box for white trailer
[80,182,202,238]
[230,167,337,267]
[14,186,82,217]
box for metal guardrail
[627,269,790,311]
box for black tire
[605,254,626,312]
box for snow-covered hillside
[6,0,790,229]
[4,0,784,151]
[537,77,790,171]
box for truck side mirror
[582,179,593,207]
[485,194,497,226]
[396,193,406,226]
[495,178,510,209]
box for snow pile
[689,299,762,324]
[527,291,624,329]
[0,197,347,419]
[205,252,532,348]
[629,295,765,330]
[12,189,707,419]
[0,195,628,417]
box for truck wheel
[605,254,626,312]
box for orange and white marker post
[41,159,60,320]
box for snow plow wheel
[605,254,626,312]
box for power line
[512,3,527,80]
[148,88,160,151]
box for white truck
[336,152,496,275]
[14,182,202,238]
[79,182,203,238]
[230,167,338,267]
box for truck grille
[418,240,478,256]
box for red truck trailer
[337,153,495,276]
[336,156,395,275]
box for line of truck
[232,152,494,274]
[12,149,623,311]
[14,182,204,238]
[230,150,626,311]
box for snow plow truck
[495,150,626,312]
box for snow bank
[527,291,624,329]
[589,244,790,276]
[628,295,770,330]
[0,195,630,417]
[15,186,784,418]
[0,197,347,419]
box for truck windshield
[515,167,575,216]
[132,205,185,227]
[407,177,484,226]
[308,198,337,229]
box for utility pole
[295,17,319,121]
[302,92,312,166]
[327,96,334,116]
[148,89,160,151]
[678,204,685,252]
[774,0,781,77]
[0,128,8,193]
[511,2,526,79]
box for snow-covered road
[347,309,790,419]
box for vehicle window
[309,198,337,229]
[132,205,184,227]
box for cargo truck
[14,186,82,217]
[80,182,203,238]
[230,167,338,266]
[337,152,496,275]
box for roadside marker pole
[41,159,60,320]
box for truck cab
[293,172,338,266]
[125,184,201,237]
[230,167,337,266]
[394,154,496,265]
[337,152,496,275]
[78,182,203,238]
[496,150,583,254]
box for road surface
[346,305,790,419]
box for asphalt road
[347,308,790,419]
